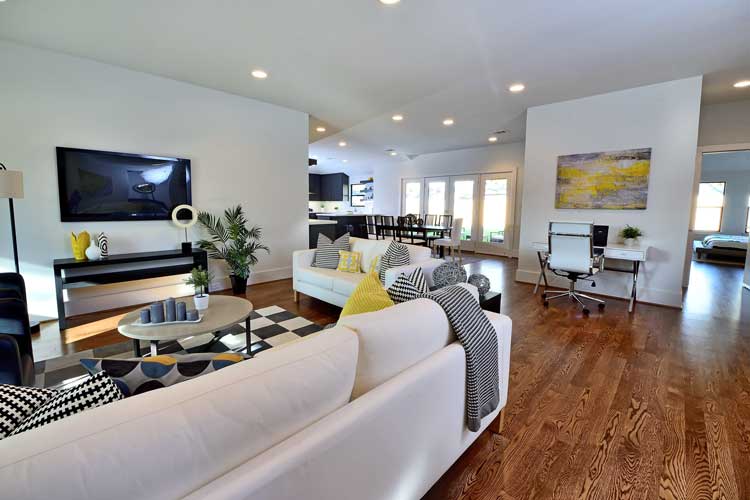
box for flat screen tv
[57,147,192,222]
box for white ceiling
[702,150,750,172]
[1,0,749,175]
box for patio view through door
[401,171,516,256]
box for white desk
[531,241,649,312]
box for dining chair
[438,215,454,235]
[381,215,395,239]
[424,214,437,226]
[365,215,377,239]
[434,218,463,261]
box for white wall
[372,142,525,253]
[516,77,703,307]
[0,41,309,319]
[699,100,750,146]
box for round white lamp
[171,204,198,254]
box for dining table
[374,223,450,254]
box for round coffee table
[118,295,254,357]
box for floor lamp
[0,163,23,273]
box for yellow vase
[71,231,90,261]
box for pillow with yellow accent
[340,272,394,318]
[80,352,249,397]
[337,250,362,273]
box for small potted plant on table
[620,225,643,247]
[197,205,270,295]
[185,266,213,311]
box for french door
[401,171,516,256]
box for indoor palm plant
[184,266,213,310]
[620,225,643,247]
[197,205,270,295]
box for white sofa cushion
[296,266,337,290]
[0,328,359,500]
[332,271,367,296]
[339,284,480,398]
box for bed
[694,234,748,263]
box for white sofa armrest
[383,258,444,289]
[293,249,316,272]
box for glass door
[401,178,422,216]
[476,172,515,255]
[449,175,479,252]
[424,177,449,221]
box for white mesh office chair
[542,221,605,315]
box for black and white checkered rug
[34,305,324,388]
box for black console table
[53,249,208,330]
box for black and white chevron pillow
[387,267,429,303]
[379,241,410,282]
[10,372,123,437]
[312,233,350,269]
[0,384,56,439]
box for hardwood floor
[31,255,750,499]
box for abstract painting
[555,148,651,209]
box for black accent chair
[0,298,35,386]
[0,272,28,303]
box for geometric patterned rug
[33,305,324,388]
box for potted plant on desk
[620,225,643,247]
[197,205,270,295]
[185,266,213,311]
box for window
[693,182,725,232]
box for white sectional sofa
[293,236,444,307]
[0,288,512,500]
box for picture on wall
[555,148,651,209]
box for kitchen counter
[309,219,337,225]
[315,214,368,239]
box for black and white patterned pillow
[10,372,123,436]
[0,385,56,439]
[379,241,410,283]
[312,233,350,269]
[387,267,429,303]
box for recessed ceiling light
[389,151,398,156]
[379,0,400,4]
[251,69,268,79]
[734,80,750,88]
[392,114,404,122]
[342,159,348,163]
[442,118,454,126]
[338,141,347,147]
[316,126,326,132]
[488,136,498,143]
[508,83,525,93]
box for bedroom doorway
[684,144,750,315]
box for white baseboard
[515,268,683,308]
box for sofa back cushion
[350,237,431,274]
[0,328,359,500]
[338,298,456,398]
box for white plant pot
[624,238,637,247]
[194,294,210,311]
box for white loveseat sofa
[0,287,512,500]
[293,236,444,307]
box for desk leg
[246,316,253,357]
[629,261,640,313]
[534,251,549,294]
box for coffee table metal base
[132,316,253,358]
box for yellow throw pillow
[368,255,381,274]
[337,250,362,273]
[340,272,394,318]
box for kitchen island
[309,219,337,248]
[314,214,368,239]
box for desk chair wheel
[543,300,549,307]
[582,308,590,316]
[598,303,605,310]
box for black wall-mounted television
[56,147,192,222]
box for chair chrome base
[542,280,605,315]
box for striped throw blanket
[422,285,500,431]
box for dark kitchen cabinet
[320,173,350,201]
[308,174,322,201]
